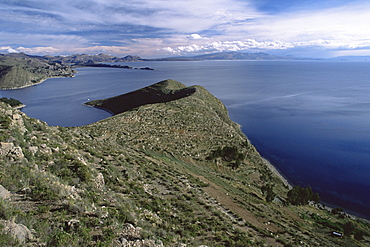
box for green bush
[207,146,245,169]
[0,115,11,129]
[287,185,320,205]
[0,97,23,107]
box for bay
[1,60,369,219]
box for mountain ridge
[0,51,299,89]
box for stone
[8,147,24,159]
[0,143,24,160]
[12,114,22,120]
[0,142,14,156]
[28,146,39,155]
[0,220,34,244]
[0,185,11,200]
[65,219,80,232]
[121,223,141,240]
[95,172,105,189]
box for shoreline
[261,155,370,221]
[262,157,292,189]
[0,75,75,90]
[13,104,26,109]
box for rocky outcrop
[0,142,24,160]
[0,185,11,200]
[0,220,34,244]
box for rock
[8,147,24,159]
[121,223,141,240]
[20,187,32,194]
[0,185,11,199]
[11,113,27,134]
[0,142,14,156]
[95,172,105,189]
[65,219,80,232]
[28,146,38,155]
[39,143,52,155]
[12,114,22,120]
[0,220,34,244]
[0,142,24,160]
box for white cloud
[188,34,208,40]
[163,39,295,55]
[1,0,370,57]
[241,3,370,47]
[0,46,19,53]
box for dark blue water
[1,60,369,219]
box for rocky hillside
[0,54,75,89]
[0,79,369,246]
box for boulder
[0,185,11,200]
[0,220,34,244]
[121,223,141,240]
[0,142,14,156]
[95,172,105,189]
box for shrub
[0,115,11,129]
[287,185,320,205]
[207,146,245,168]
[261,183,275,202]
[0,97,22,107]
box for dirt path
[193,174,284,246]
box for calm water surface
[1,60,369,219]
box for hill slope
[0,54,75,89]
[0,80,369,246]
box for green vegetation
[287,185,320,205]
[261,183,276,202]
[0,80,369,246]
[0,97,22,107]
[207,145,246,170]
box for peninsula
[84,79,196,114]
[0,64,369,246]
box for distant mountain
[153,51,298,61]
[42,51,294,63]
[43,53,145,64]
[331,56,370,61]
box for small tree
[261,183,275,202]
[287,185,320,205]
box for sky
[1,0,370,58]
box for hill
[43,54,145,64]
[0,54,75,89]
[84,79,197,114]
[0,79,369,246]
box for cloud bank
[0,0,370,57]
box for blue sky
[1,0,369,58]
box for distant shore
[0,75,75,90]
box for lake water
[1,60,369,219]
